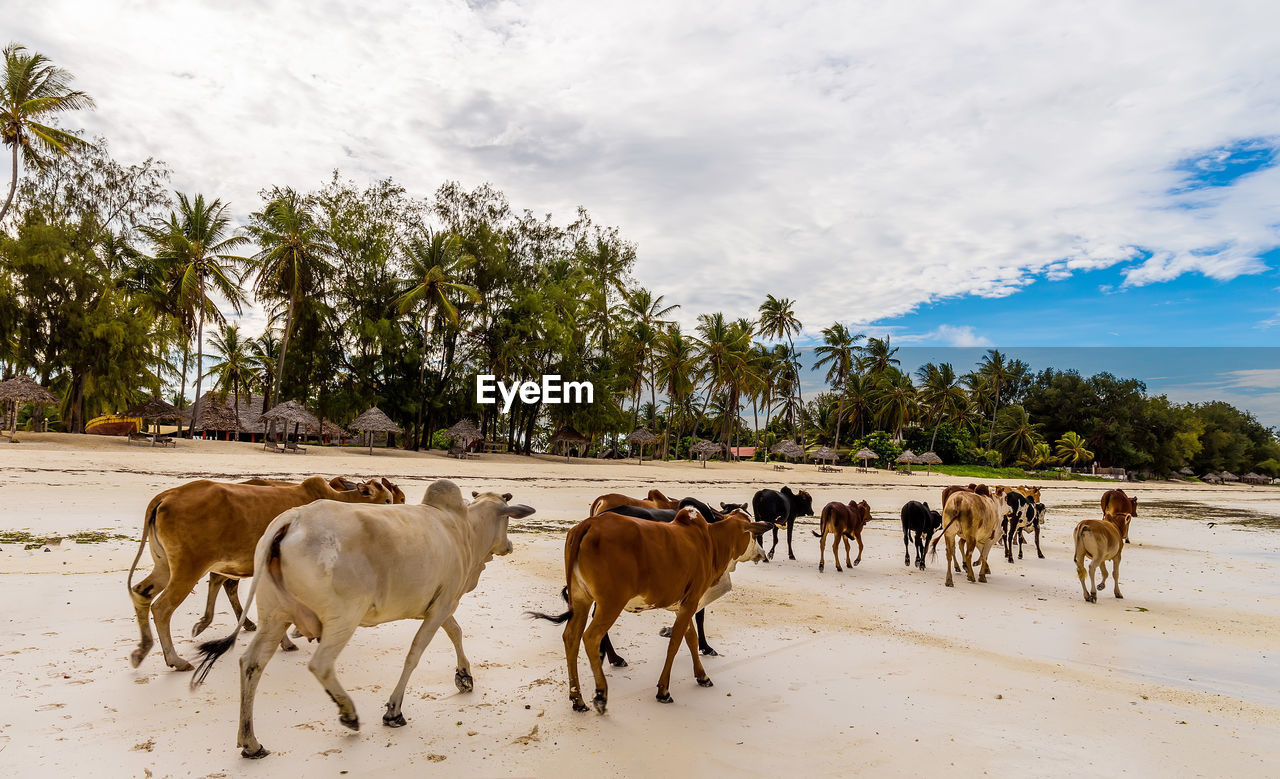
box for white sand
[2,433,1279,776]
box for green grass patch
[910,464,1110,482]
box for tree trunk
[988,384,1001,450]
[176,343,190,438]
[192,276,207,439]
[0,144,18,226]
[275,295,296,401]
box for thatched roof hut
[0,376,58,440]
[691,439,723,468]
[125,397,180,420]
[1220,471,1239,482]
[445,418,482,449]
[195,397,240,433]
[550,424,588,461]
[349,406,402,454]
[1179,467,1195,476]
[770,439,804,461]
[259,399,319,446]
[918,450,943,473]
[853,447,879,468]
[627,428,658,464]
[812,446,838,462]
[1242,472,1269,485]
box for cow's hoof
[978,576,987,583]
[945,580,954,588]
[281,642,298,653]
[659,626,672,638]
[244,620,257,632]
[191,621,211,637]
[818,563,824,572]
[656,690,673,704]
[788,554,796,561]
[592,691,607,714]
[767,550,775,560]
[171,659,194,673]
[129,647,148,668]
[609,657,628,668]
[572,700,589,712]
[1115,593,1124,600]
[835,567,842,573]
[291,628,303,638]
[339,714,360,731]
[241,746,270,760]
[455,670,474,693]
[853,560,860,567]
[1037,553,1045,559]
[700,646,718,657]
[697,677,714,688]
[383,711,407,728]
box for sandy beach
[2,434,1279,777]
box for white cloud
[1221,369,1280,390]
[897,325,992,348]
[11,0,1280,336]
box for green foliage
[851,430,901,465]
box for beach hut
[444,418,482,457]
[853,447,879,470]
[0,376,58,441]
[918,450,943,474]
[812,446,839,471]
[1179,467,1195,477]
[349,406,403,455]
[627,428,657,464]
[550,425,588,461]
[192,396,240,440]
[691,439,723,468]
[1220,471,1239,483]
[260,400,320,451]
[770,439,804,467]
[1242,472,1269,486]
[124,396,180,447]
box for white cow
[190,479,534,759]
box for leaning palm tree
[396,229,480,449]
[813,322,864,450]
[757,294,805,445]
[623,287,679,425]
[859,335,900,377]
[977,349,1011,449]
[0,43,95,224]
[995,404,1042,463]
[694,313,756,450]
[916,362,968,452]
[249,330,280,409]
[244,188,335,398]
[1054,431,1094,468]
[204,323,259,440]
[871,367,917,441]
[141,193,250,430]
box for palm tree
[0,43,95,224]
[1017,442,1056,470]
[916,362,968,451]
[872,367,916,440]
[141,193,249,431]
[757,295,805,446]
[396,229,480,449]
[859,336,900,377]
[1055,431,1095,468]
[695,313,755,451]
[977,349,1011,449]
[840,372,875,439]
[244,188,335,399]
[995,404,1042,463]
[623,287,678,428]
[813,322,864,450]
[204,323,258,440]
[249,330,280,409]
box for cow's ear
[502,492,513,502]
[472,491,480,498]
[781,486,793,495]
[357,483,372,496]
[504,503,536,519]
[747,521,774,535]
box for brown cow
[1100,489,1137,542]
[1012,485,1042,503]
[589,488,681,516]
[812,500,872,572]
[127,476,400,671]
[1073,518,1124,602]
[931,487,1008,586]
[940,483,991,508]
[539,508,771,713]
[193,477,407,638]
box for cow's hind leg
[150,566,203,671]
[1075,548,1091,602]
[944,534,956,587]
[1035,524,1045,558]
[236,611,291,759]
[766,524,779,560]
[1111,554,1123,599]
[786,520,797,560]
[562,600,593,712]
[221,578,257,632]
[818,528,828,572]
[583,601,625,714]
[441,615,473,692]
[383,612,452,727]
[192,574,223,638]
[307,618,361,731]
[903,527,911,566]
[599,630,627,667]
[129,548,170,668]
[851,531,862,567]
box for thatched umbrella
[691,439,723,468]
[349,406,403,455]
[0,376,58,441]
[1242,472,1269,485]
[1179,467,1195,477]
[550,424,588,462]
[918,450,943,474]
[124,396,180,447]
[627,428,658,464]
[1220,471,1239,482]
[260,400,320,448]
[812,446,838,465]
[854,447,879,469]
[770,439,803,465]
[445,418,482,454]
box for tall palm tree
[840,372,875,439]
[813,322,864,450]
[977,349,1011,449]
[995,404,1042,462]
[872,367,916,441]
[916,362,967,451]
[623,287,678,428]
[141,193,249,431]
[244,188,335,399]
[204,323,258,440]
[249,330,280,409]
[859,335,901,377]
[695,313,755,451]
[396,229,480,449]
[0,43,95,224]
[757,294,805,446]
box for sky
[11,1,1279,423]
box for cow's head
[857,500,872,522]
[1130,497,1139,516]
[720,509,773,565]
[352,478,397,504]
[720,501,750,516]
[795,489,815,517]
[471,490,535,557]
[329,476,358,492]
[928,509,943,532]
[381,477,407,504]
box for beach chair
[155,435,176,448]
[284,440,307,454]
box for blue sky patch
[1172,138,1278,193]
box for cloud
[1221,369,1280,390]
[11,0,1280,336]
[898,325,992,348]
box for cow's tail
[929,517,958,560]
[1073,522,1092,578]
[191,514,318,688]
[127,497,161,595]
[528,521,591,625]
[811,505,830,538]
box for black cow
[900,500,942,570]
[752,486,815,560]
[587,496,731,660]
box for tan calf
[1073,518,1124,602]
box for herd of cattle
[121,474,1140,757]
